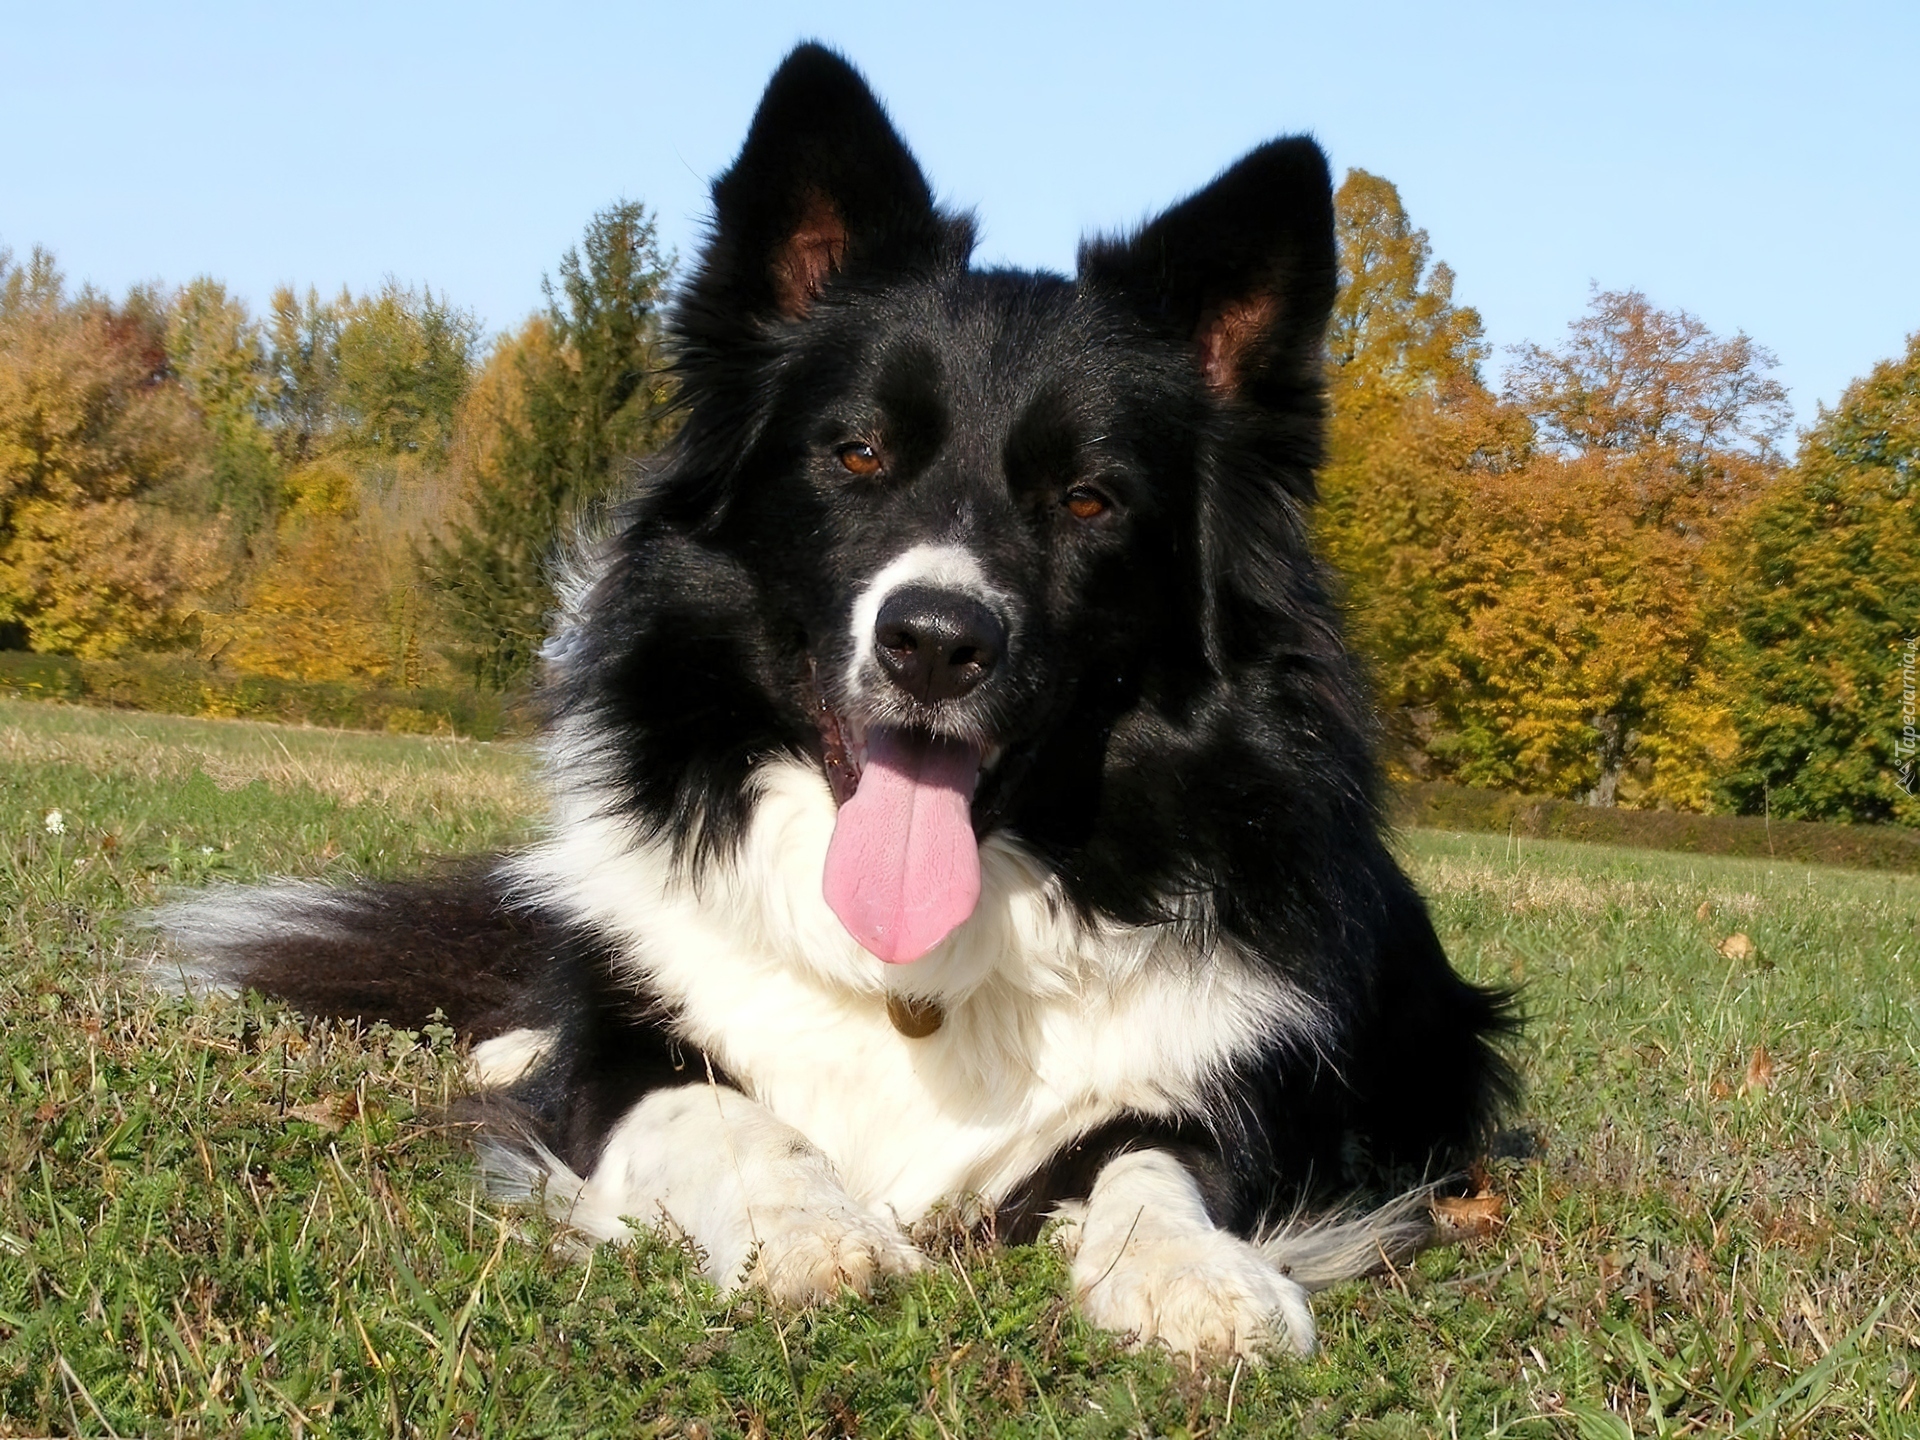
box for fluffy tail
[146,867,576,1044]
[1255,1187,1436,1291]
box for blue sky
[6,1,1916,431]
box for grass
[1396,781,1920,875]
[2,695,1917,1437]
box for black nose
[874,587,1006,703]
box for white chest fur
[509,744,1321,1223]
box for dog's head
[582,45,1352,963]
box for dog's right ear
[682,45,970,341]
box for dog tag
[886,994,945,1038]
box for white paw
[468,1026,556,1088]
[746,1203,926,1305]
[1075,1226,1315,1357]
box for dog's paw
[1075,1226,1315,1357]
[747,1203,926,1305]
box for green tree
[423,202,675,688]
[266,286,342,465]
[166,278,281,543]
[335,283,480,458]
[1716,333,1920,824]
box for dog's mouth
[806,664,1002,965]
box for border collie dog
[160,45,1513,1357]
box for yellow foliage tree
[1427,451,1736,805]
[0,249,226,655]
[1316,170,1526,775]
[215,457,420,684]
[1490,289,1786,805]
[1317,186,1781,808]
[201,282,482,686]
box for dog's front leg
[1059,1150,1315,1357]
[566,1082,924,1304]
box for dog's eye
[1064,484,1112,521]
[836,442,883,477]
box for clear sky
[6,1,1916,432]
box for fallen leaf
[285,1098,345,1132]
[1717,932,1757,961]
[1695,900,1712,921]
[1740,1044,1774,1095]
[1432,1193,1505,1237]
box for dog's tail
[1255,1188,1437,1292]
[145,866,577,1045]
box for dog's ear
[685,44,970,334]
[1084,141,1344,678]
[1079,137,1336,417]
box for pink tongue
[823,729,983,964]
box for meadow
[1,697,1915,1438]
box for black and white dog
[160,46,1513,1357]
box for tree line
[0,203,672,697]
[1320,172,1915,826]
[1,180,1913,825]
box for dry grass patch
[0,698,538,822]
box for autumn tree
[1714,333,1920,825]
[1316,190,1792,807]
[423,202,675,688]
[1426,288,1790,806]
[1315,171,1528,774]
[0,249,224,656]
[1507,286,1791,473]
[1505,286,1790,560]
[216,456,416,683]
[1419,447,1738,806]
[216,284,480,684]
[1411,448,1738,807]
[1325,169,1488,405]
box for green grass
[3,696,1917,1437]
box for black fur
[174,43,1515,1240]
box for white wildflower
[43,809,65,836]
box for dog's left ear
[1079,137,1336,417]
[1084,141,1342,677]
[683,44,972,341]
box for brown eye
[837,442,882,477]
[1065,484,1111,520]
